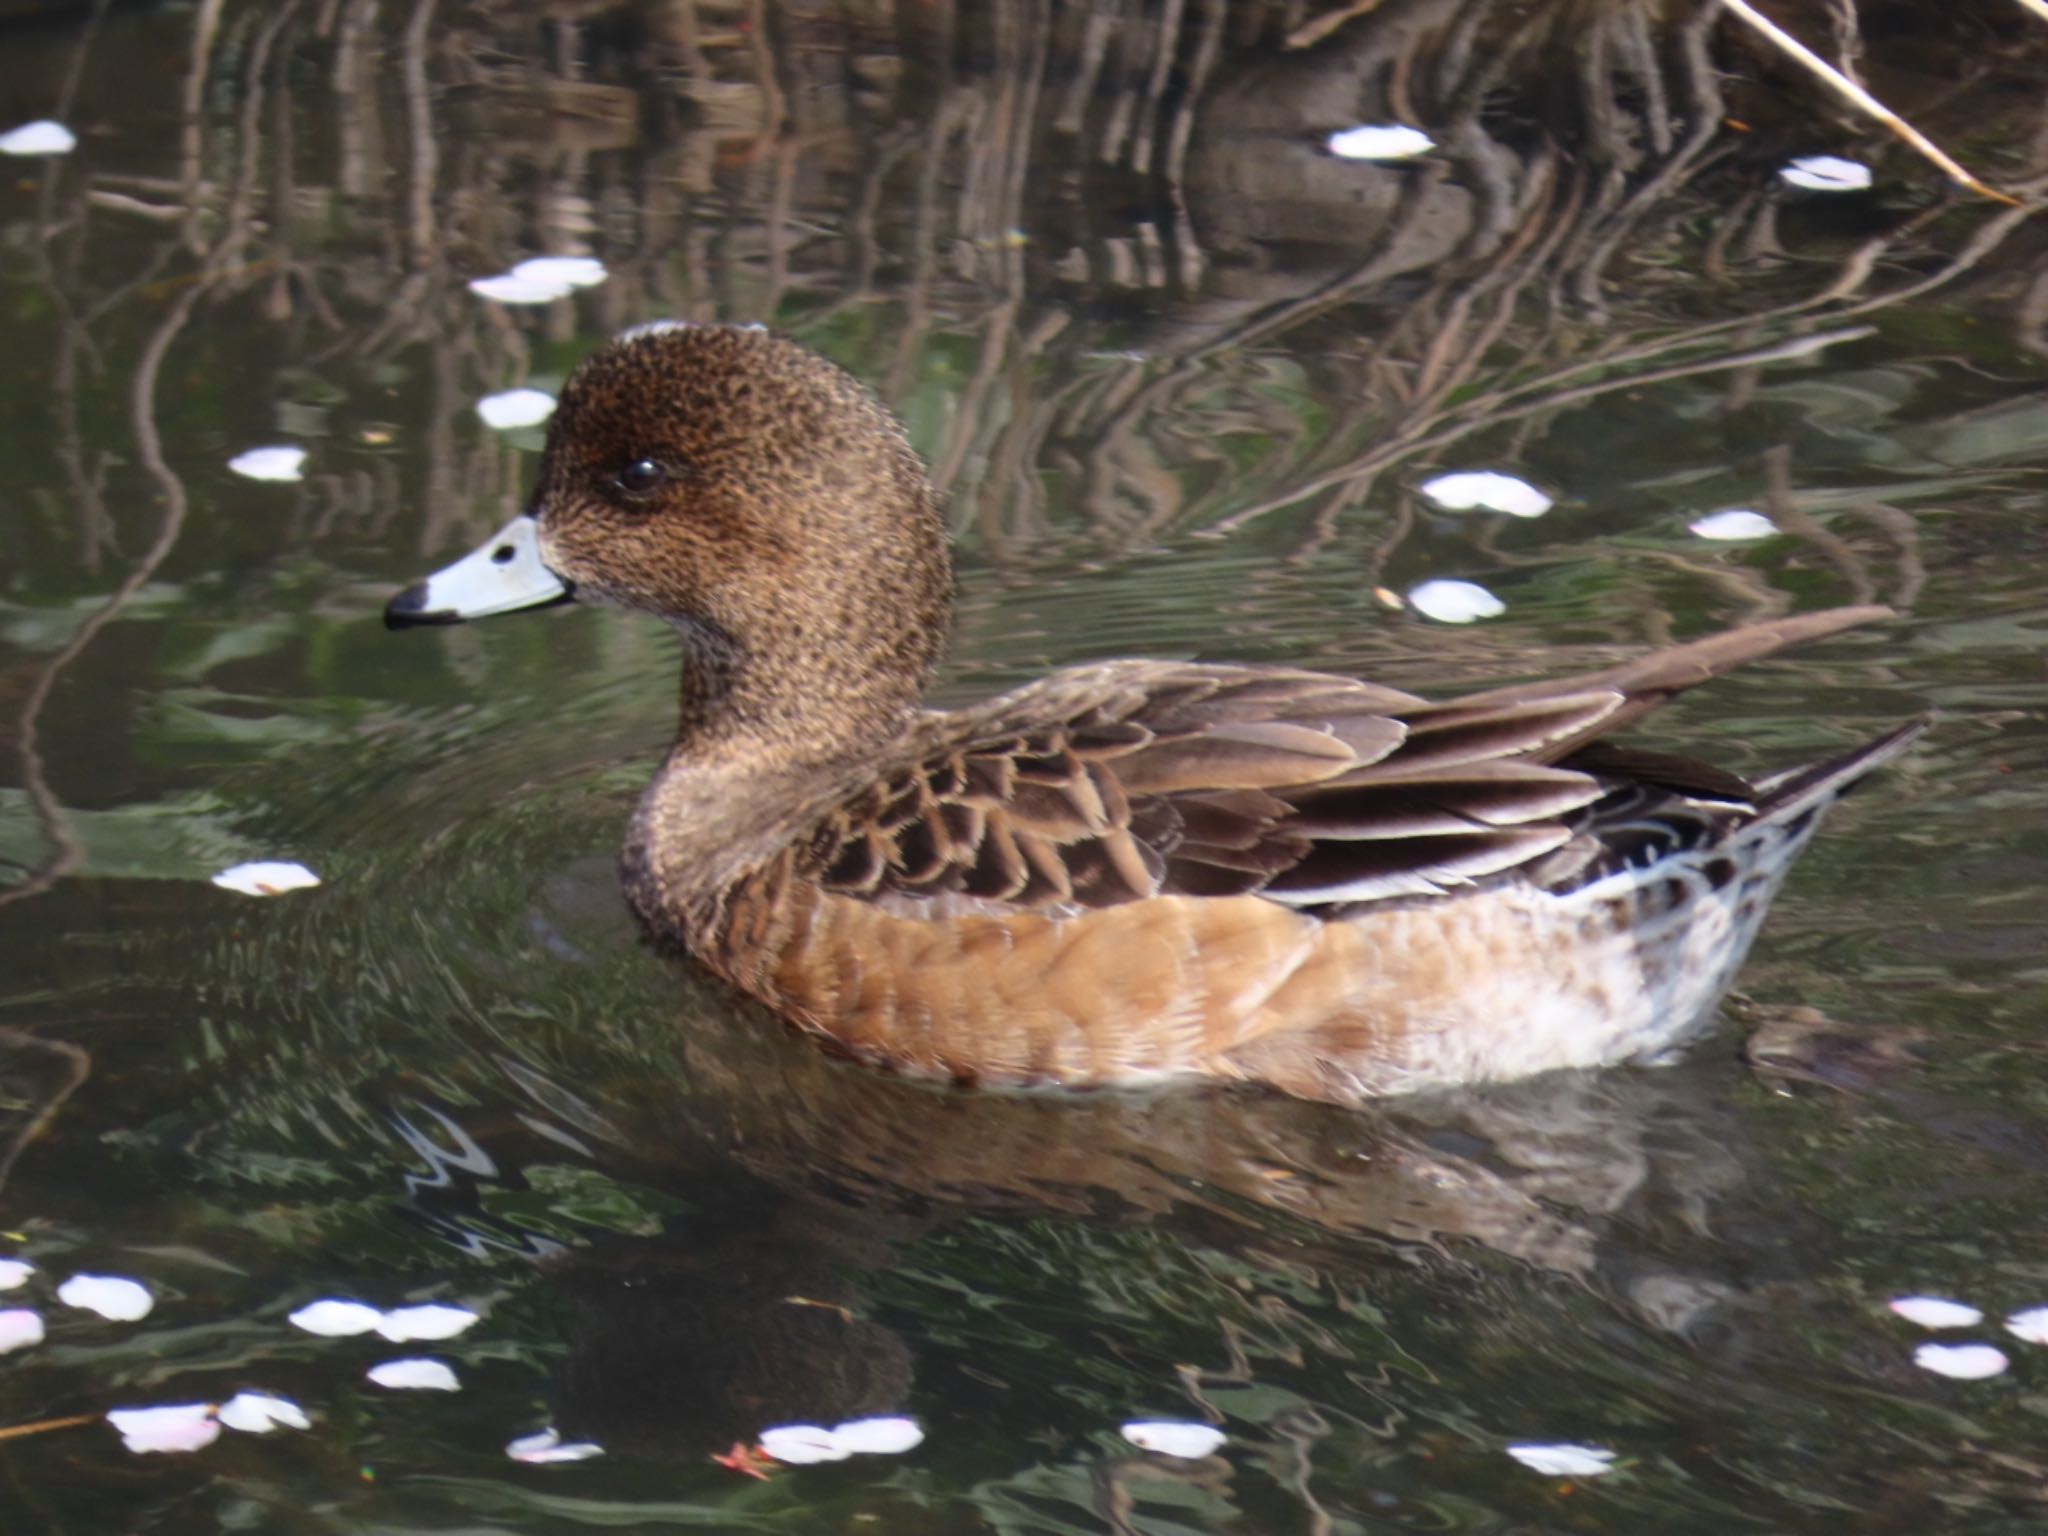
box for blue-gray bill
[385,513,572,629]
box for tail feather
[1751,717,1929,823]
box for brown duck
[387,323,1921,1105]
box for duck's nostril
[491,544,516,565]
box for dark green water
[3,2,2048,1530]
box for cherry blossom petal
[375,1303,480,1343]
[1689,510,1778,541]
[1888,1296,1982,1330]
[1420,471,1553,518]
[0,1309,45,1353]
[367,1357,460,1391]
[1781,155,1872,192]
[759,1423,852,1464]
[57,1273,153,1321]
[227,446,308,482]
[468,271,572,305]
[1913,1342,2008,1379]
[0,1258,31,1291]
[289,1297,383,1336]
[475,389,558,430]
[830,1416,923,1455]
[1406,579,1506,624]
[508,1427,605,1463]
[218,1391,311,1433]
[2004,1307,2048,1346]
[211,860,321,896]
[1327,124,1434,161]
[108,1404,220,1455]
[1507,1442,1618,1477]
[1121,1420,1226,1458]
[0,120,77,156]
[510,256,607,290]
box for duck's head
[387,323,953,762]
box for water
[3,1,2047,1529]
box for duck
[386,322,1922,1105]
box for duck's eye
[614,457,668,497]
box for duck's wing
[799,607,1896,915]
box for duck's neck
[665,585,938,772]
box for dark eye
[614,457,667,497]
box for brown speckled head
[532,323,953,764]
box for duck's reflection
[515,987,1767,1464]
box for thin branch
[1717,0,2021,204]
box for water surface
[3,2,2048,1531]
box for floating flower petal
[227,446,308,483]
[469,272,572,305]
[508,1427,605,1463]
[1420,471,1553,518]
[2005,1307,2048,1345]
[1780,155,1873,192]
[829,1416,924,1455]
[1406,579,1506,624]
[1327,124,1434,161]
[367,1357,460,1391]
[510,256,607,290]
[1121,1420,1226,1458]
[476,389,558,430]
[0,1309,44,1354]
[212,861,321,897]
[1689,510,1778,541]
[1913,1342,2008,1379]
[108,1404,220,1455]
[759,1423,852,1464]
[1507,1442,1618,1477]
[58,1273,153,1322]
[218,1391,311,1433]
[0,1258,31,1291]
[1889,1296,1983,1330]
[375,1302,480,1343]
[0,120,76,156]
[289,1297,383,1336]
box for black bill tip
[384,581,463,631]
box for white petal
[469,272,573,305]
[108,1404,221,1455]
[211,860,321,897]
[0,1309,45,1353]
[1780,155,1872,192]
[1406,578,1506,624]
[0,119,77,156]
[1506,1442,1618,1477]
[0,1258,32,1291]
[227,446,308,482]
[1913,1342,2008,1379]
[759,1423,853,1464]
[218,1391,311,1433]
[1327,124,1435,161]
[507,1428,605,1463]
[1120,1420,1226,1458]
[510,256,607,290]
[1420,470,1553,518]
[1888,1296,1982,1330]
[57,1273,153,1321]
[375,1303,480,1343]
[367,1357,460,1391]
[830,1416,923,1455]
[475,388,558,430]
[1688,510,1778,541]
[2005,1307,2048,1345]
[288,1297,384,1336]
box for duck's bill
[385,514,572,629]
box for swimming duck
[387,323,1921,1104]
